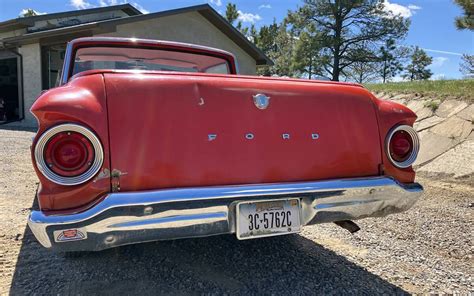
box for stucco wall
[95,11,257,75]
[18,43,42,126]
[9,11,259,127]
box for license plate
[236,198,301,239]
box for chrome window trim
[386,125,420,169]
[60,37,240,84]
[60,43,73,86]
[34,123,104,186]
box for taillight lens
[390,130,413,162]
[386,125,419,168]
[34,124,104,186]
[44,132,94,177]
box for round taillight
[44,132,94,177]
[390,130,413,162]
[386,125,420,168]
[34,124,104,186]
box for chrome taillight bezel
[34,123,104,186]
[386,125,420,169]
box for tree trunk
[382,60,387,83]
[332,59,340,81]
[309,56,313,80]
[332,1,342,82]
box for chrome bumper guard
[28,177,423,251]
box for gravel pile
[0,128,472,295]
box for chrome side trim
[34,124,104,186]
[60,42,73,85]
[386,125,420,168]
[28,177,423,251]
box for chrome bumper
[28,177,422,251]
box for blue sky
[1,0,473,79]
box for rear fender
[371,96,418,183]
[30,74,110,211]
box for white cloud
[391,76,407,82]
[432,57,449,67]
[19,8,46,17]
[209,0,222,7]
[70,0,94,9]
[407,4,421,10]
[422,48,463,56]
[258,4,271,9]
[237,10,262,23]
[383,1,421,18]
[131,2,149,14]
[97,0,149,13]
[99,0,118,6]
[430,74,446,80]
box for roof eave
[0,4,141,33]
[1,4,273,66]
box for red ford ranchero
[28,37,423,252]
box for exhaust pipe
[334,220,360,233]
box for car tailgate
[104,73,382,191]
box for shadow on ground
[0,125,36,132]
[10,222,407,295]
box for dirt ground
[0,127,472,295]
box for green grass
[365,79,474,103]
[424,100,440,112]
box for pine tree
[402,47,433,81]
[291,31,323,79]
[225,3,239,24]
[454,0,474,30]
[460,54,474,77]
[378,39,408,83]
[286,0,409,81]
[254,20,296,77]
[20,9,38,17]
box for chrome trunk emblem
[253,94,270,110]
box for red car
[28,37,422,252]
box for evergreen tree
[460,54,474,77]
[20,9,38,17]
[344,60,379,83]
[225,3,239,24]
[287,0,409,81]
[454,0,474,30]
[378,39,408,83]
[224,3,250,39]
[402,47,433,81]
[343,43,379,82]
[291,30,324,79]
[255,21,296,77]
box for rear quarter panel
[30,74,111,211]
[371,96,418,183]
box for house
[0,4,272,126]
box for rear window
[72,46,231,76]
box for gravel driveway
[0,127,472,295]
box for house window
[41,44,66,90]
[0,51,21,123]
